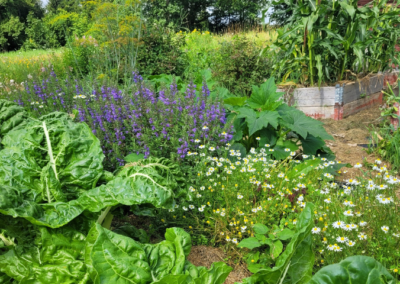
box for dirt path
[321,104,386,178]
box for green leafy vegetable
[0,99,29,147]
[239,202,315,284]
[0,112,105,202]
[309,255,396,284]
[89,225,232,284]
[0,227,90,284]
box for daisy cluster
[174,145,343,245]
[308,160,400,266]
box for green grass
[176,29,277,79]
[0,48,66,84]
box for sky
[41,0,48,6]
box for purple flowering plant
[10,70,233,171]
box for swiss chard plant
[309,255,396,284]
[225,78,334,159]
[0,110,232,283]
[0,99,29,149]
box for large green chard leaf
[0,138,181,228]
[117,157,187,199]
[90,223,152,284]
[152,262,232,284]
[0,99,29,146]
[309,255,396,284]
[90,225,231,284]
[239,203,314,284]
[0,172,176,227]
[0,112,105,202]
[0,226,91,284]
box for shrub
[225,78,334,158]
[136,26,188,77]
[211,35,272,96]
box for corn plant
[267,0,400,86]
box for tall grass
[0,49,66,84]
[178,28,277,78]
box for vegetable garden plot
[280,71,399,120]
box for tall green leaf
[239,203,315,284]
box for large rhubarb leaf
[278,105,333,140]
[237,108,280,136]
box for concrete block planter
[280,71,399,120]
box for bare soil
[187,246,251,284]
[321,104,385,179]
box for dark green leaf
[287,234,314,284]
[300,134,326,155]
[279,108,333,140]
[237,237,262,249]
[253,224,269,234]
[91,224,152,283]
[278,228,295,241]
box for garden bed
[283,71,399,120]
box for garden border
[280,70,399,120]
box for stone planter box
[279,71,399,120]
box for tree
[46,0,82,13]
[142,0,268,31]
[0,0,43,51]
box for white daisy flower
[312,227,321,234]
[336,236,348,243]
[346,240,355,247]
[358,233,367,240]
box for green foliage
[309,255,396,284]
[0,109,233,283]
[269,0,400,86]
[212,35,272,96]
[0,99,29,147]
[238,203,315,284]
[136,26,187,77]
[143,0,268,31]
[371,80,400,171]
[225,78,333,157]
[0,0,44,51]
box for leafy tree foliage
[46,0,82,13]
[0,0,43,51]
[143,0,268,31]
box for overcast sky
[41,0,48,6]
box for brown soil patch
[187,246,251,284]
[321,104,385,179]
